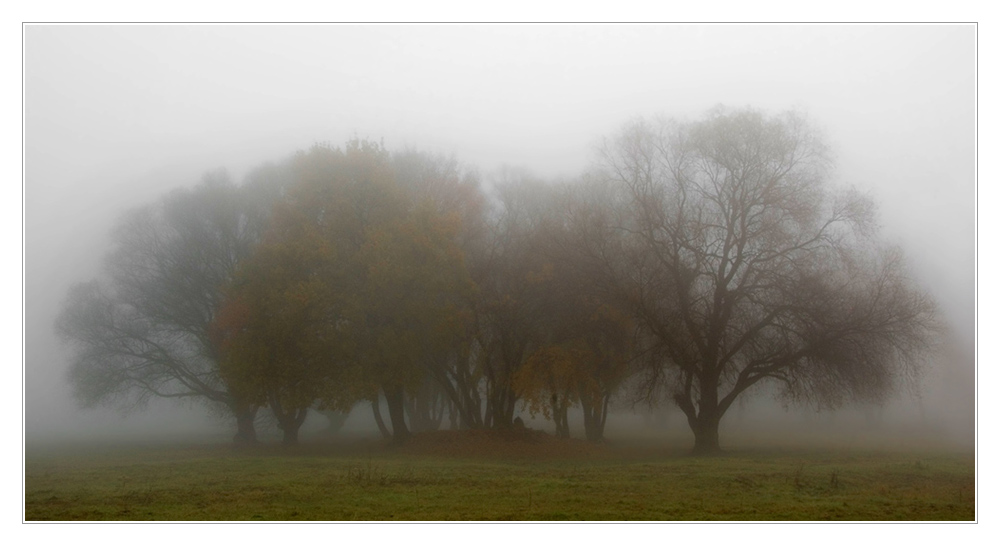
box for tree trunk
[598,395,609,441]
[455,365,483,429]
[556,407,569,438]
[503,390,518,428]
[581,396,607,443]
[428,355,483,430]
[371,397,391,439]
[484,395,494,428]
[277,409,308,446]
[383,384,411,444]
[430,387,446,431]
[484,361,519,429]
[232,405,259,445]
[281,422,300,446]
[692,374,723,455]
[581,400,593,439]
[551,395,570,438]
[691,415,722,455]
[269,394,308,446]
[676,376,724,455]
[405,378,445,434]
[447,398,460,430]
[489,385,516,429]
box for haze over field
[24,24,975,448]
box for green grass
[24,440,974,521]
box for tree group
[57,107,937,454]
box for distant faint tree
[595,107,937,454]
[56,167,291,444]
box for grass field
[24,430,975,521]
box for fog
[23,25,974,450]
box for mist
[24,24,974,451]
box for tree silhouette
[595,107,936,454]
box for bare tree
[56,166,290,444]
[596,107,937,454]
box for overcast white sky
[21,24,976,445]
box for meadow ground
[24,428,975,521]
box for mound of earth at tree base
[398,428,612,459]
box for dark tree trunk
[447,397,460,430]
[556,407,569,438]
[269,394,308,446]
[427,355,484,430]
[503,390,518,428]
[232,405,259,445]
[431,388,446,430]
[281,419,301,446]
[383,384,411,444]
[580,395,609,443]
[551,394,570,438]
[693,374,723,455]
[277,408,308,446]
[404,378,446,433]
[483,347,523,430]
[600,396,609,438]
[371,397,391,440]
[676,374,724,456]
[691,415,722,455]
[455,364,483,429]
[488,384,517,429]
